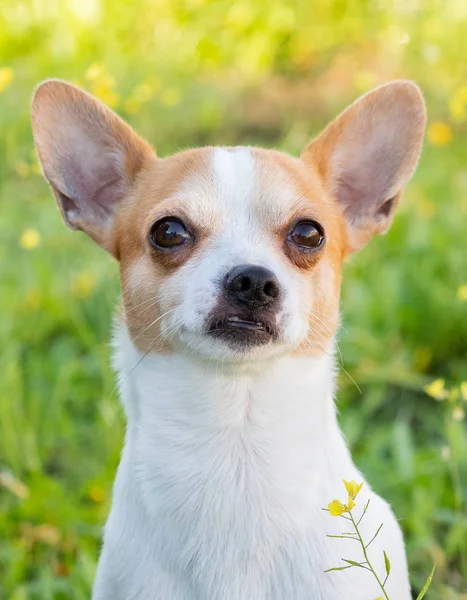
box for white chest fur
[92,325,411,600]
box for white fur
[93,327,410,599]
[151,148,311,363]
[92,148,411,599]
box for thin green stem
[349,511,390,600]
[356,499,371,527]
[365,523,384,549]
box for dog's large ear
[31,79,154,254]
[302,81,426,253]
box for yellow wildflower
[457,285,467,301]
[353,70,376,93]
[460,382,467,401]
[71,271,96,298]
[427,121,452,147]
[20,228,41,250]
[85,63,119,108]
[344,480,364,500]
[92,81,119,108]
[89,486,106,503]
[452,406,465,422]
[85,63,104,81]
[424,378,448,401]
[328,497,355,516]
[449,86,467,122]
[328,500,347,516]
[0,67,14,93]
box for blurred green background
[0,0,466,598]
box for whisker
[131,306,179,343]
[123,296,160,316]
[125,320,183,378]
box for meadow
[0,1,466,598]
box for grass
[1,1,467,598]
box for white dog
[31,79,425,599]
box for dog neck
[114,323,354,485]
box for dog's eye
[149,218,192,249]
[288,221,324,250]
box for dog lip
[209,316,268,333]
[224,317,265,331]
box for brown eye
[288,221,324,250]
[149,218,192,249]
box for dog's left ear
[31,79,154,255]
[302,81,426,253]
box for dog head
[31,80,425,362]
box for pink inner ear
[330,116,410,226]
[32,80,154,250]
[332,151,401,225]
[302,82,426,243]
[54,149,125,226]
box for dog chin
[175,326,290,363]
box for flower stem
[349,511,390,600]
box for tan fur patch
[113,148,215,352]
[250,149,347,354]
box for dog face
[31,80,425,362]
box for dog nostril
[225,265,281,307]
[263,280,280,299]
[239,276,251,291]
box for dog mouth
[207,315,278,347]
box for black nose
[224,265,281,308]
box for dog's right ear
[31,79,154,255]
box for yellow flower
[344,480,364,500]
[457,285,467,301]
[424,378,449,401]
[85,63,105,81]
[452,406,465,422]
[89,486,106,503]
[460,382,467,402]
[20,228,41,250]
[327,480,363,516]
[328,496,355,516]
[0,67,14,93]
[71,271,96,298]
[85,63,119,108]
[427,121,453,147]
[328,499,347,516]
[449,86,467,122]
[92,81,119,108]
[353,70,376,93]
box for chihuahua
[31,79,425,600]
